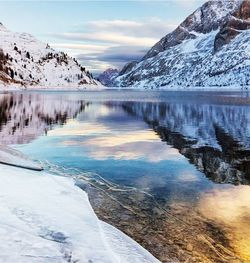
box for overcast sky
[1,0,205,73]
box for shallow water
[1,90,250,262]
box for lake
[1,90,250,263]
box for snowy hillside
[0,23,102,89]
[115,0,250,89]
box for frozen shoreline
[0,147,159,263]
[0,82,106,92]
[0,81,248,92]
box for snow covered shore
[0,82,106,91]
[0,81,247,92]
[0,149,159,263]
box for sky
[0,0,205,74]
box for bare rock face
[215,0,250,51]
[119,61,138,76]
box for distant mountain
[0,23,102,89]
[115,0,250,89]
[98,68,119,86]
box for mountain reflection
[1,92,249,185]
[0,93,88,144]
[120,101,250,185]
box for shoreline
[0,146,160,263]
[0,82,249,93]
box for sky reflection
[48,104,182,162]
[17,102,206,200]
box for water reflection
[199,185,250,261]
[120,101,250,184]
[1,91,249,262]
[0,92,88,144]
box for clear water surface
[1,90,249,263]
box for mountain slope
[0,23,102,89]
[115,0,250,89]
[98,68,119,86]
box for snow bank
[0,145,43,171]
[0,157,159,262]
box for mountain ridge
[115,0,250,89]
[98,68,119,86]
[0,24,102,89]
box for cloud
[50,18,178,73]
[76,45,147,72]
[85,18,177,38]
[52,32,158,46]
[51,43,108,53]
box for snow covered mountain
[0,23,102,89]
[115,0,250,89]
[98,68,119,86]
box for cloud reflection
[61,129,181,162]
[85,138,180,162]
[48,104,182,163]
[48,120,110,136]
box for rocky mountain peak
[0,22,8,32]
[214,0,250,51]
[143,0,244,60]
[115,0,250,89]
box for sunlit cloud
[51,43,109,53]
[52,32,158,47]
[84,18,177,38]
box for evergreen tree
[26,52,31,59]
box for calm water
[1,90,250,263]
